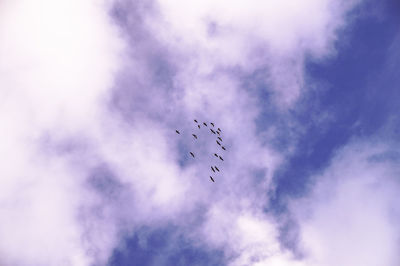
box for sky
[0,0,399,265]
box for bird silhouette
[210,129,216,134]
[198,125,201,129]
[211,166,215,172]
[203,122,208,127]
[210,122,215,127]
[192,134,198,139]
[217,137,222,141]
[215,166,220,172]
[194,119,198,123]
[176,130,180,134]
[216,140,221,146]
[222,146,226,150]
[219,156,224,161]
[214,153,218,157]
[190,152,195,158]
[210,176,215,182]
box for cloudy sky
[1,0,399,265]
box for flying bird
[211,166,215,173]
[210,122,215,127]
[190,152,195,158]
[222,146,226,150]
[216,140,221,146]
[219,156,224,161]
[214,153,218,157]
[210,129,216,134]
[194,119,198,123]
[215,166,219,172]
[210,176,215,182]
[203,122,208,127]
[217,137,222,141]
[198,125,201,129]
[176,130,180,134]
[192,134,198,139]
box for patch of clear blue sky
[108,226,225,266]
[269,0,400,212]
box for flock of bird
[176,120,226,182]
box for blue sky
[1,0,399,265]
[109,1,400,264]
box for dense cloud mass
[1,0,399,265]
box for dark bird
[222,146,226,150]
[176,130,180,134]
[219,156,224,161]
[216,131,220,135]
[198,125,201,129]
[211,166,215,173]
[210,129,216,134]
[194,119,198,123]
[217,137,222,141]
[216,140,221,146]
[217,128,221,132]
[192,134,198,139]
[190,152,195,158]
[215,166,220,172]
[203,122,208,127]
[211,122,215,127]
[210,176,215,182]
[214,153,218,157]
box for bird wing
[210,176,215,182]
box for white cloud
[147,0,360,107]
[292,141,400,266]
[0,0,124,264]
